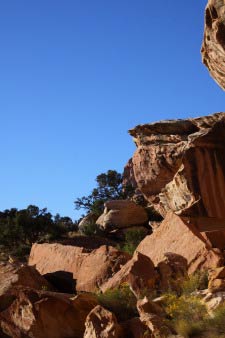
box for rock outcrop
[201,0,225,90]
[136,212,224,274]
[0,287,97,338]
[0,262,52,296]
[129,113,225,219]
[96,200,148,232]
[101,252,157,297]
[29,243,130,293]
[84,305,123,338]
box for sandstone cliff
[202,0,225,90]
[127,113,225,226]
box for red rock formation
[96,200,148,231]
[137,298,172,337]
[136,212,224,274]
[101,252,157,297]
[0,287,97,338]
[0,262,52,296]
[129,113,225,239]
[202,0,225,90]
[29,243,130,293]
[84,305,123,338]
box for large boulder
[96,200,148,231]
[136,212,224,274]
[128,113,225,220]
[78,213,99,232]
[84,305,123,338]
[29,243,130,293]
[201,0,225,90]
[101,252,157,297]
[0,287,97,338]
[137,298,172,337]
[0,262,52,296]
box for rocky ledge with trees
[1,1,225,337]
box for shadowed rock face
[128,112,225,221]
[201,0,225,90]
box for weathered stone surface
[96,200,148,231]
[136,212,224,274]
[202,290,225,311]
[208,278,225,292]
[209,266,225,280]
[0,262,52,296]
[76,245,130,292]
[101,252,157,297]
[0,287,98,338]
[137,298,172,337]
[157,253,188,292]
[121,317,152,338]
[29,243,130,293]
[84,305,123,338]
[129,113,225,223]
[201,0,225,90]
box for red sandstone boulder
[136,212,224,274]
[76,245,130,292]
[201,0,225,90]
[84,305,123,338]
[137,298,172,337]
[96,200,148,231]
[29,243,130,293]
[0,262,52,296]
[0,287,98,338]
[157,253,188,292]
[101,252,157,297]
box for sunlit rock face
[128,112,225,223]
[201,0,225,90]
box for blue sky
[0,0,224,219]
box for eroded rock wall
[202,0,225,90]
[128,112,225,222]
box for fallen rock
[137,298,172,337]
[129,112,225,221]
[0,262,52,296]
[201,0,225,90]
[101,252,157,297]
[202,290,225,311]
[157,253,188,292]
[76,245,130,292]
[0,287,98,338]
[136,212,224,274]
[137,297,165,318]
[29,243,130,293]
[84,305,123,338]
[96,200,148,231]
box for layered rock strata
[128,113,225,236]
[202,0,225,90]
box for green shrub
[180,271,208,295]
[173,319,204,338]
[79,221,104,237]
[121,229,147,255]
[97,283,138,321]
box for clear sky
[0,0,224,219]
